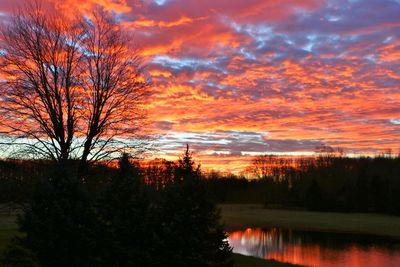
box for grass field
[0,215,18,252]
[220,204,400,238]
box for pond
[227,228,400,267]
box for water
[227,228,400,267]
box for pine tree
[158,145,233,267]
[97,153,154,266]
[16,166,101,267]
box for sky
[0,0,399,172]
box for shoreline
[220,204,400,239]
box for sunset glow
[0,0,399,172]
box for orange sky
[0,0,399,172]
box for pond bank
[233,254,302,267]
[220,204,400,239]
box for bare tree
[78,10,148,165]
[0,3,149,170]
[246,155,296,181]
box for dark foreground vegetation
[0,148,232,267]
[1,152,400,267]
[0,214,300,267]
[4,204,400,267]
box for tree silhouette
[0,2,148,173]
[159,145,233,267]
[97,153,154,267]
[17,175,100,267]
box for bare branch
[0,3,150,174]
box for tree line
[205,153,400,214]
[2,152,400,215]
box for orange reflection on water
[228,228,400,267]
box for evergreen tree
[6,150,232,267]
[158,145,233,267]
[97,153,154,267]
[16,165,101,267]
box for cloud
[1,0,399,171]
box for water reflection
[228,228,400,267]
